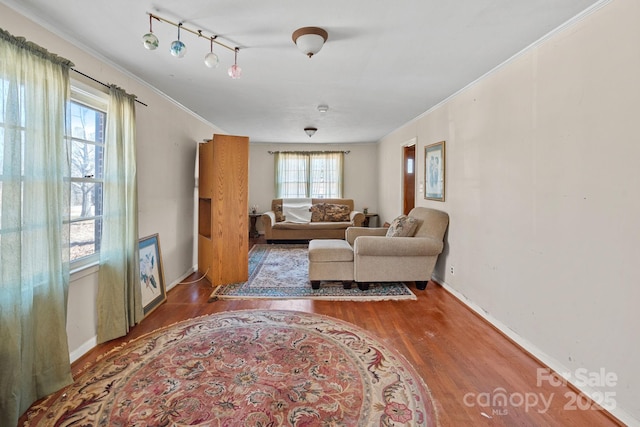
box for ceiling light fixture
[204,36,219,68]
[142,13,241,78]
[228,47,242,79]
[170,23,187,58]
[142,14,159,50]
[317,104,329,113]
[304,127,318,137]
[292,27,328,58]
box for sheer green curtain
[0,29,74,426]
[96,85,142,343]
[274,151,309,198]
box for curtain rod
[268,150,350,154]
[71,69,148,107]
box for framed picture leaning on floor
[138,233,167,317]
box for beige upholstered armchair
[345,207,449,290]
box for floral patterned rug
[24,310,438,426]
[211,244,417,301]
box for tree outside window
[67,99,106,263]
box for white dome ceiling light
[292,27,328,58]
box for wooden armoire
[198,134,249,286]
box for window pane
[0,126,26,174]
[70,219,101,261]
[70,182,102,220]
[68,102,105,143]
[70,140,96,178]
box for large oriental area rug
[211,244,416,301]
[25,310,438,426]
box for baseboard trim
[433,276,636,426]
[68,266,197,364]
[69,336,97,364]
[166,266,197,291]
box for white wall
[249,143,378,232]
[0,4,219,361]
[378,0,639,423]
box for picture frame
[139,233,167,317]
[425,141,445,201]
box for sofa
[262,198,365,242]
[308,207,449,290]
[345,207,449,289]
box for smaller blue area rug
[212,244,417,301]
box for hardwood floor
[65,237,621,426]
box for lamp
[170,23,187,58]
[228,47,242,79]
[142,14,159,50]
[292,27,328,58]
[204,37,219,68]
[304,127,317,137]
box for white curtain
[96,85,142,343]
[310,151,343,198]
[0,29,74,426]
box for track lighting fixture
[142,13,241,79]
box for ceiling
[1,0,600,144]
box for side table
[249,213,262,238]
[363,213,378,227]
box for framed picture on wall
[139,234,167,317]
[425,141,445,201]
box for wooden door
[211,134,249,285]
[198,134,249,286]
[403,145,415,215]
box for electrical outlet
[450,266,455,275]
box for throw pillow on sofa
[274,204,286,222]
[386,215,419,237]
[310,203,326,222]
[323,203,351,222]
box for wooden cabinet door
[198,134,249,286]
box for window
[0,79,107,269]
[67,85,108,267]
[275,151,344,198]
